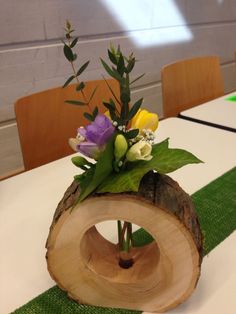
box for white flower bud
[126,141,153,162]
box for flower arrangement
[62,22,202,257]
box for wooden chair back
[161,56,224,117]
[15,79,119,170]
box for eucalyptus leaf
[93,106,99,119]
[100,58,122,81]
[128,98,143,120]
[77,61,90,76]
[62,75,75,88]
[103,102,116,120]
[108,49,118,65]
[70,37,78,48]
[63,45,74,62]
[65,100,86,106]
[97,138,203,193]
[84,112,94,121]
[76,82,85,92]
[117,53,125,76]
[125,129,139,139]
[103,101,115,111]
[126,58,135,73]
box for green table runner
[13,167,236,314]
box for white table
[179,92,236,132]
[0,118,236,314]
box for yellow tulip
[131,109,158,132]
[104,110,111,120]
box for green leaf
[97,138,203,193]
[125,129,139,139]
[93,106,98,119]
[130,73,145,85]
[62,75,75,88]
[77,61,90,76]
[76,82,85,92]
[72,156,93,168]
[74,167,95,191]
[103,101,115,111]
[100,58,122,81]
[117,53,125,76]
[84,112,94,121]
[63,44,74,62]
[76,135,115,203]
[108,49,118,65]
[65,100,86,106]
[73,53,77,61]
[126,58,135,73]
[128,98,143,120]
[70,37,78,48]
[103,101,116,120]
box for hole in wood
[80,224,160,283]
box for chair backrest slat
[15,79,119,170]
[161,56,224,118]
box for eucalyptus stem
[124,223,131,252]
[117,220,122,250]
[69,50,93,114]
[118,221,133,253]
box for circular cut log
[46,172,203,313]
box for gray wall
[1,0,236,176]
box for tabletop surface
[180,92,236,130]
[0,118,236,314]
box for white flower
[126,141,153,162]
[68,133,85,152]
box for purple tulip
[77,114,115,159]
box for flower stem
[117,220,122,250]
[70,61,93,113]
[118,221,133,253]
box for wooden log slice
[46,171,203,313]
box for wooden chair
[15,79,119,171]
[161,56,224,117]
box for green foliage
[128,98,143,120]
[125,129,139,139]
[77,61,90,76]
[63,45,74,62]
[100,46,144,127]
[61,22,203,209]
[76,135,115,203]
[62,75,75,88]
[71,156,93,170]
[65,100,86,106]
[76,82,85,92]
[97,138,203,193]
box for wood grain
[161,56,224,117]
[46,172,203,312]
